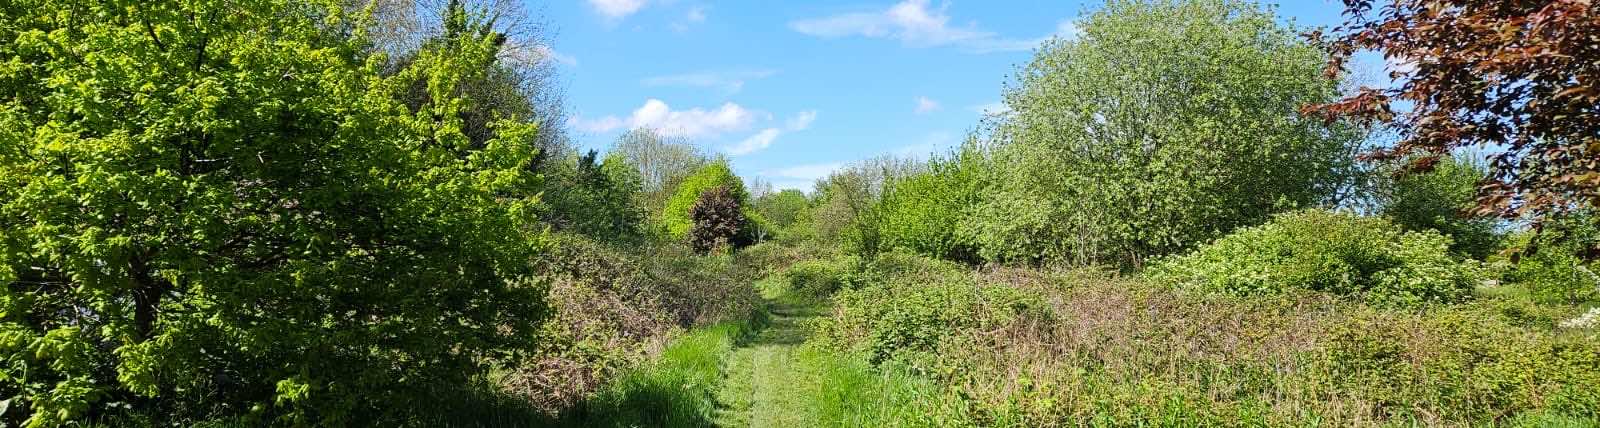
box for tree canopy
[1307,0,1600,230]
[967,0,1365,267]
[0,0,546,424]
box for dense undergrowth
[796,250,1600,427]
[7,0,1600,426]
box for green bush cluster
[1377,155,1503,258]
[963,0,1363,268]
[1499,213,1600,305]
[807,270,1600,426]
[811,253,1045,365]
[781,257,858,298]
[1149,209,1483,306]
[661,161,756,241]
[1324,307,1600,421]
[875,146,984,263]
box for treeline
[805,0,1594,301]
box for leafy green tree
[969,0,1364,268]
[876,142,984,263]
[1377,154,1502,259]
[0,0,545,424]
[609,129,708,215]
[661,160,751,241]
[809,156,921,258]
[755,189,809,235]
[538,150,647,244]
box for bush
[811,253,1045,365]
[967,0,1363,267]
[754,189,811,237]
[688,186,753,254]
[538,151,649,245]
[1377,155,1502,259]
[781,257,858,298]
[661,161,752,240]
[1323,308,1600,421]
[1498,213,1600,305]
[876,145,984,263]
[493,235,762,417]
[1149,210,1483,307]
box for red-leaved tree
[1305,0,1599,228]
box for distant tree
[610,129,709,213]
[756,189,811,231]
[810,156,922,258]
[0,0,545,425]
[662,161,751,240]
[970,0,1365,267]
[877,142,985,263]
[1306,0,1600,238]
[1377,154,1502,259]
[539,150,647,243]
[688,186,753,254]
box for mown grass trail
[713,291,825,428]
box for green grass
[710,275,971,428]
[565,320,759,428]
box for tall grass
[793,346,974,427]
[563,318,759,428]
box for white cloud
[894,131,958,159]
[786,110,818,131]
[915,96,941,114]
[766,162,844,181]
[789,1,1072,53]
[972,101,1010,116]
[727,128,781,156]
[725,111,820,156]
[569,115,624,133]
[641,69,778,94]
[671,6,708,32]
[588,0,647,20]
[571,99,756,138]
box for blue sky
[534,0,1357,191]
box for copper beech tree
[1306,0,1600,228]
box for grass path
[712,288,826,428]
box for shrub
[539,151,649,244]
[1323,308,1600,421]
[1149,210,1483,306]
[876,144,984,263]
[688,186,754,254]
[781,257,858,298]
[661,161,751,240]
[967,0,1363,267]
[812,254,1045,365]
[867,274,1600,426]
[499,236,763,416]
[1501,213,1600,305]
[809,157,922,258]
[1377,154,1502,259]
[754,189,811,236]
